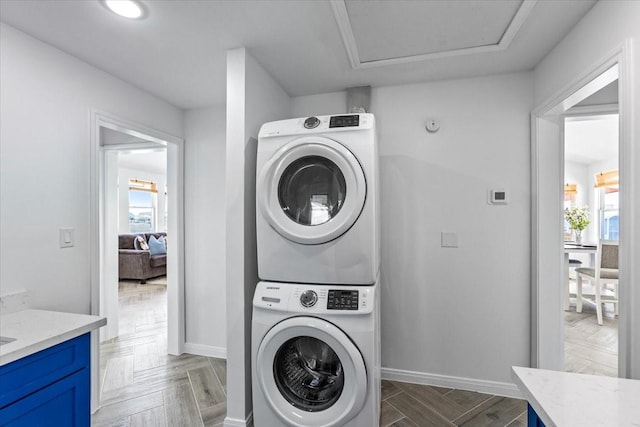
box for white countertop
[512,366,640,427]
[0,309,106,366]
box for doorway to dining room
[563,99,619,377]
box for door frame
[89,110,186,411]
[530,40,634,377]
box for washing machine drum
[256,317,368,427]
[258,137,367,245]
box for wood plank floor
[564,298,618,377]
[93,279,227,427]
[94,280,529,426]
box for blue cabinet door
[0,367,89,426]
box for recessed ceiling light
[101,0,146,20]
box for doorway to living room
[90,110,185,409]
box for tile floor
[564,298,618,377]
[93,279,533,426]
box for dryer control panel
[253,281,374,315]
[329,115,359,128]
[258,113,375,138]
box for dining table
[563,242,597,310]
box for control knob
[300,290,318,307]
[303,116,320,129]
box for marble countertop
[512,366,640,427]
[0,309,106,366]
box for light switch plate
[441,232,458,248]
[59,228,75,248]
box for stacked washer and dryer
[252,114,381,427]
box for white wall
[533,0,640,377]
[293,72,532,391]
[117,167,167,235]
[564,161,589,209]
[0,23,183,314]
[291,91,347,117]
[225,48,291,425]
[183,106,227,354]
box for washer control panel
[253,282,374,315]
[327,289,358,310]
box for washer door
[256,317,367,427]
[258,137,366,245]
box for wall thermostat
[488,189,508,205]
[425,119,440,133]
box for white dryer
[256,114,378,285]
[252,281,380,427]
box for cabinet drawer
[0,333,90,408]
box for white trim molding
[223,413,253,427]
[184,343,227,359]
[330,0,537,69]
[381,367,522,399]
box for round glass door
[258,137,367,245]
[256,317,367,426]
[273,336,344,412]
[278,156,346,226]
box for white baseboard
[183,342,227,359]
[223,412,253,427]
[381,367,523,399]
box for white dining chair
[575,240,619,325]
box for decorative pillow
[134,235,149,251]
[148,235,167,255]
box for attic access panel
[332,0,536,68]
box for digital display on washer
[327,290,359,310]
[329,115,359,128]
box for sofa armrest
[118,250,151,280]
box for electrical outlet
[441,232,458,248]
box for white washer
[256,114,379,285]
[252,281,380,427]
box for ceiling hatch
[331,0,537,69]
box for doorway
[89,110,185,410]
[531,43,634,378]
[563,106,619,376]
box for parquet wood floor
[92,279,538,426]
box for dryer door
[256,316,367,427]
[258,137,366,245]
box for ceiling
[118,149,167,176]
[101,127,167,175]
[0,0,596,110]
[565,114,618,166]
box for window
[163,185,168,232]
[129,179,157,233]
[563,183,577,241]
[595,170,619,240]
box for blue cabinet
[527,403,546,427]
[0,333,90,426]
